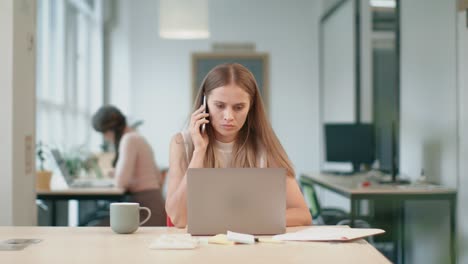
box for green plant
[62,146,102,178]
[64,155,82,177]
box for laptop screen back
[50,149,73,185]
[187,168,286,235]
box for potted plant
[36,141,52,191]
[63,146,103,179]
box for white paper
[272,226,385,241]
[227,231,255,244]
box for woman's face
[207,84,251,143]
[103,131,115,144]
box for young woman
[92,105,166,226]
[165,63,312,228]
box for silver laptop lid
[50,149,73,185]
[187,168,286,236]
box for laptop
[50,149,114,188]
[187,168,286,236]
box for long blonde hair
[191,63,295,177]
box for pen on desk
[257,237,284,244]
[227,231,284,244]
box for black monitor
[324,123,375,173]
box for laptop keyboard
[70,179,114,188]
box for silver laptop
[187,168,286,235]
[50,149,114,188]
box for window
[36,0,103,157]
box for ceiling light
[159,0,210,39]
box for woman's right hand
[190,104,210,151]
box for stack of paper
[272,226,385,242]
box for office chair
[300,180,372,224]
[301,181,350,225]
[80,200,112,226]
[300,179,375,244]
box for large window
[36,0,103,154]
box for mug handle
[139,207,152,226]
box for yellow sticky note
[208,234,235,245]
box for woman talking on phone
[165,63,312,228]
[92,106,166,226]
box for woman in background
[92,105,166,226]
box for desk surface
[301,172,456,196]
[0,227,390,264]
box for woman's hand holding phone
[190,103,209,152]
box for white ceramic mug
[110,202,151,234]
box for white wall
[322,0,343,13]
[0,0,37,226]
[122,0,320,175]
[106,0,132,115]
[457,8,468,264]
[0,0,14,226]
[360,0,372,123]
[320,0,372,125]
[322,0,356,123]
[400,0,457,263]
[400,0,458,186]
[317,0,355,209]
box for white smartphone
[201,95,207,133]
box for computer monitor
[324,123,375,173]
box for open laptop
[50,149,114,188]
[187,168,286,235]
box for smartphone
[201,95,207,133]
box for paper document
[272,226,385,242]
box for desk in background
[300,172,457,264]
[0,226,390,264]
[36,188,126,226]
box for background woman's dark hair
[92,105,127,168]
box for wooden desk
[37,188,127,226]
[0,227,390,264]
[300,172,457,264]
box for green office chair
[300,179,370,227]
[300,179,386,253]
[301,182,345,225]
[301,181,322,220]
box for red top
[166,216,174,227]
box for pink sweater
[114,131,161,192]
